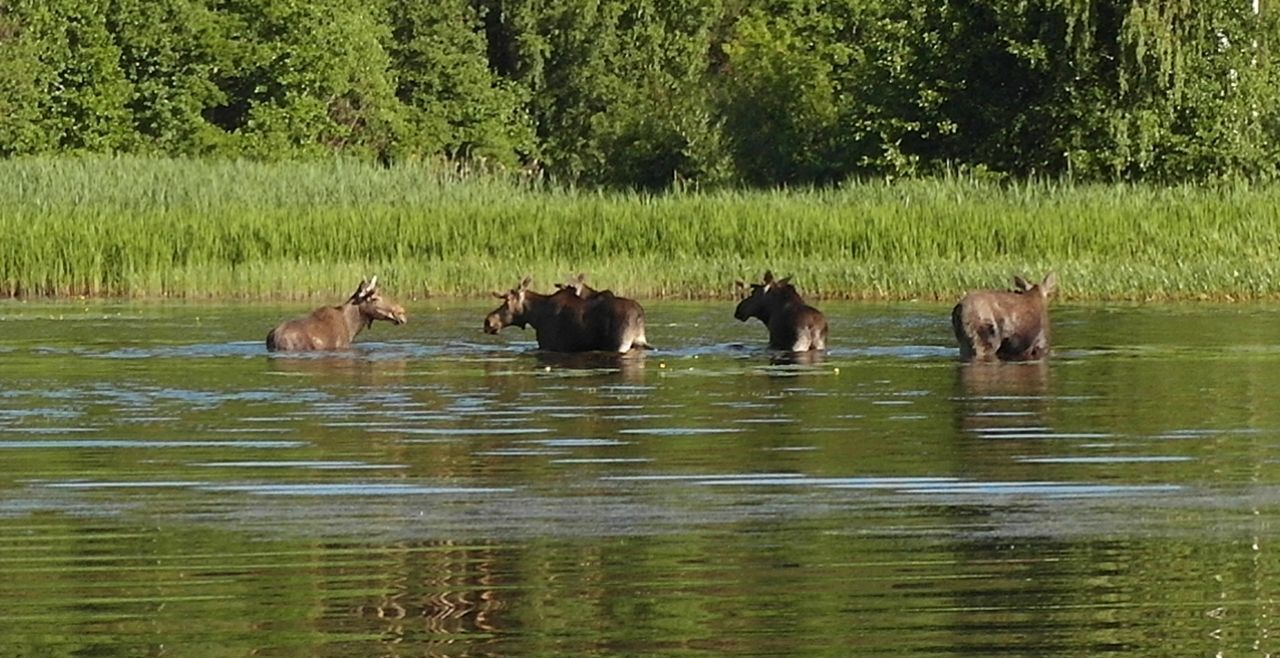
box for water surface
[2,300,1279,656]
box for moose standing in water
[951,272,1057,361]
[265,277,407,351]
[484,276,650,353]
[734,271,828,352]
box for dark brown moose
[734,271,828,351]
[266,277,407,352]
[484,276,650,353]
[951,272,1057,361]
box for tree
[383,0,535,166]
[207,0,408,160]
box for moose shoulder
[734,270,828,352]
[484,276,650,353]
[266,278,407,352]
[951,272,1057,361]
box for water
[2,300,1279,656]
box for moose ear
[493,291,506,299]
[735,280,747,290]
[1012,276,1031,292]
[1040,272,1058,296]
[778,276,792,287]
[762,270,775,284]
[519,276,533,291]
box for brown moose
[484,276,650,353]
[265,277,407,352]
[951,272,1057,361]
[734,271,828,351]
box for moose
[951,272,1057,361]
[484,276,651,353]
[734,270,828,351]
[265,277,407,352]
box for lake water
[1,300,1279,656]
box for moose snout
[391,306,407,325]
[483,315,501,334]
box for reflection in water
[267,353,409,380]
[953,359,1051,440]
[354,542,506,640]
[769,350,826,367]
[956,359,1050,398]
[1,301,1279,656]
[535,350,647,382]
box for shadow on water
[533,350,648,382]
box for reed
[3,156,1280,301]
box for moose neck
[341,302,373,341]
[766,287,804,314]
[1017,290,1047,313]
[518,290,556,328]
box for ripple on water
[618,427,742,436]
[1015,456,1193,464]
[522,438,630,447]
[192,461,407,470]
[0,439,306,449]
[973,428,1113,440]
[96,342,264,359]
[375,427,552,436]
[198,483,514,496]
[38,480,513,496]
[473,448,570,457]
[551,458,654,464]
[601,473,1182,501]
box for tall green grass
[4,155,1280,301]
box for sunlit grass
[3,155,1279,300]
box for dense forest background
[1,0,1277,188]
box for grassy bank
[3,156,1280,301]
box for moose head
[484,276,533,334]
[348,276,407,327]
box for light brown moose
[951,272,1057,361]
[484,276,650,353]
[265,277,407,352]
[734,271,828,351]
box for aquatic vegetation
[4,156,1280,300]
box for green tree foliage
[481,0,731,187]
[0,3,53,154]
[207,0,407,159]
[107,0,229,154]
[383,0,534,165]
[0,0,132,153]
[719,8,848,184]
[0,0,1277,185]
